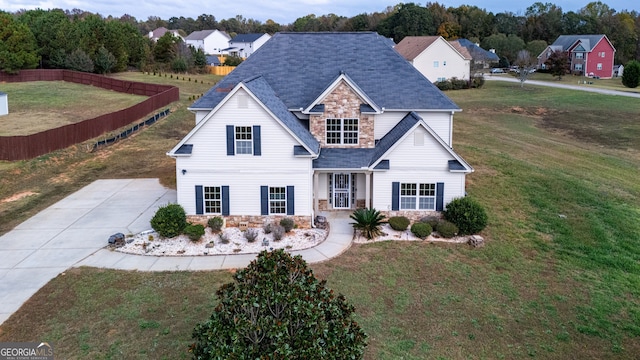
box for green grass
[0,81,147,135]
[1,78,639,359]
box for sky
[0,0,637,25]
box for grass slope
[1,78,639,359]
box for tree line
[1,1,639,75]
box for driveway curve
[485,75,640,98]
[0,179,353,325]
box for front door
[333,173,351,209]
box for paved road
[0,178,354,325]
[485,75,640,98]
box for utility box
[0,91,7,116]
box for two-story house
[537,34,616,78]
[395,36,472,82]
[168,32,473,228]
[224,33,272,58]
[185,30,231,55]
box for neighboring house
[205,55,221,66]
[224,33,272,58]
[450,39,499,70]
[185,30,231,55]
[613,64,624,78]
[167,32,473,228]
[0,91,7,116]
[537,34,616,78]
[395,36,471,82]
[148,27,184,42]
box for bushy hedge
[388,216,410,231]
[435,220,458,238]
[207,216,224,232]
[435,77,471,91]
[184,223,205,241]
[280,217,295,232]
[150,203,187,238]
[443,197,488,235]
[410,222,432,239]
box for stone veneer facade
[310,80,374,148]
[380,210,443,223]
[187,215,313,229]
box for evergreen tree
[621,60,640,88]
[0,11,39,73]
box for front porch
[313,171,372,212]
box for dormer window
[326,118,359,145]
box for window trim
[325,118,359,145]
[269,186,287,214]
[235,126,253,155]
[399,182,436,211]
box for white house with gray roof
[185,30,231,55]
[224,33,271,58]
[168,32,473,228]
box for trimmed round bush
[207,216,224,232]
[419,216,440,228]
[443,197,488,235]
[388,216,410,231]
[184,223,205,241]
[435,220,458,238]
[280,217,295,232]
[410,222,432,239]
[151,203,187,238]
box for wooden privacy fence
[0,69,180,161]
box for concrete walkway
[0,179,354,325]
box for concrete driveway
[0,179,176,325]
[485,75,640,98]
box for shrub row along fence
[92,109,170,151]
[0,69,180,161]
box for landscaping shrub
[410,222,433,239]
[419,216,440,228]
[150,203,187,238]
[388,216,410,231]
[207,216,224,232]
[280,217,295,232]
[272,225,285,241]
[451,77,469,90]
[244,228,258,243]
[219,231,231,244]
[184,224,205,241]
[350,208,386,240]
[444,196,488,235]
[191,250,367,359]
[471,75,485,88]
[435,80,452,91]
[263,222,273,234]
[435,220,458,238]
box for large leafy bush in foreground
[350,208,386,240]
[443,197,488,235]
[150,203,187,238]
[191,249,367,359]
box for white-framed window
[204,186,221,214]
[597,63,603,70]
[326,118,358,145]
[437,77,446,82]
[433,61,439,68]
[599,51,606,58]
[235,126,252,154]
[400,183,436,210]
[575,52,584,59]
[575,64,583,71]
[269,187,286,214]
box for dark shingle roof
[313,148,376,169]
[191,32,459,111]
[243,76,320,154]
[175,144,193,155]
[231,33,267,43]
[186,30,229,41]
[205,55,221,65]
[551,35,609,52]
[370,112,420,164]
[453,39,499,61]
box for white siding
[374,111,453,147]
[176,88,313,215]
[372,126,466,210]
[0,93,7,116]
[412,38,471,81]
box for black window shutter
[260,186,269,215]
[391,182,399,211]
[226,125,235,155]
[436,182,444,211]
[253,125,261,156]
[195,185,203,214]
[222,186,230,216]
[286,185,294,215]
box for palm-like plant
[350,208,387,240]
